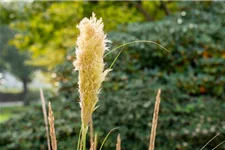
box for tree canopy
[0,3,35,94]
[2,1,177,69]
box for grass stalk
[212,140,225,150]
[99,127,119,150]
[40,89,51,150]
[200,133,220,150]
[77,129,82,150]
[116,134,121,150]
[48,102,57,150]
[81,124,88,150]
[94,133,97,150]
[149,89,161,150]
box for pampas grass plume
[74,13,110,128]
[74,13,110,150]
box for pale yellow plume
[74,13,110,127]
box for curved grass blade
[109,46,124,69]
[99,127,119,150]
[104,40,170,58]
[212,140,225,150]
[200,133,220,150]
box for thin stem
[109,46,124,69]
[200,133,220,150]
[212,140,225,150]
[81,125,88,150]
[40,89,51,150]
[99,127,119,150]
[104,40,170,58]
[77,128,82,150]
[149,89,161,150]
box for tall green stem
[81,124,88,150]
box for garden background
[0,1,225,150]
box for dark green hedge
[1,80,225,150]
[107,1,225,99]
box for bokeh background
[0,1,225,150]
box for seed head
[74,13,110,126]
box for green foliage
[0,106,26,123]
[0,97,81,150]
[0,2,22,25]
[7,1,141,68]
[0,81,225,150]
[9,1,83,68]
[0,25,34,90]
[1,1,224,150]
[0,3,35,91]
[107,1,225,98]
[6,1,175,69]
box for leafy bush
[107,1,225,99]
[1,80,225,150]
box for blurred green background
[0,1,224,150]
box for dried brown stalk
[40,89,51,150]
[48,102,57,150]
[116,134,121,150]
[149,89,161,150]
[94,134,97,150]
[90,133,97,150]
